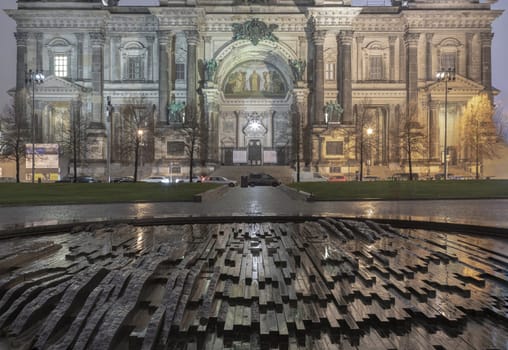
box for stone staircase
[210,165,294,184]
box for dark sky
[0,0,507,109]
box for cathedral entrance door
[248,140,262,165]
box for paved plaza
[0,187,507,349]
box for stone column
[293,85,310,166]
[405,32,420,108]
[110,35,121,81]
[14,32,28,91]
[202,87,220,163]
[338,30,353,123]
[76,33,84,80]
[185,30,199,107]
[465,33,473,80]
[90,32,105,124]
[425,33,433,81]
[355,36,364,81]
[35,33,43,72]
[389,36,397,81]
[158,31,172,123]
[428,101,440,161]
[312,30,326,125]
[480,32,493,92]
[146,36,155,81]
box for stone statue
[249,70,260,92]
[324,101,344,123]
[289,59,306,82]
[204,58,218,82]
[167,100,185,123]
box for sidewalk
[0,186,507,232]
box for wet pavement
[0,186,507,231]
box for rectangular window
[329,166,341,174]
[54,55,68,77]
[127,56,143,80]
[325,63,335,81]
[170,166,181,174]
[369,55,383,80]
[326,141,344,156]
[176,63,185,80]
[440,53,456,70]
[167,141,185,155]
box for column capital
[355,35,364,45]
[337,30,354,46]
[89,32,105,46]
[404,32,420,46]
[425,33,434,42]
[157,30,173,45]
[480,32,493,45]
[34,32,44,41]
[312,30,326,46]
[14,32,29,46]
[146,35,155,44]
[185,30,200,46]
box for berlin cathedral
[6,0,502,180]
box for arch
[47,37,71,48]
[214,40,298,95]
[365,40,386,50]
[438,37,461,48]
[123,41,145,50]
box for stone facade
[6,0,502,179]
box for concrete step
[210,166,294,184]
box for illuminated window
[54,55,68,77]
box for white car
[294,171,328,182]
[203,176,237,187]
[140,176,170,184]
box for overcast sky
[0,0,507,109]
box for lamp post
[359,127,373,181]
[436,67,455,180]
[106,96,113,183]
[25,69,45,183]
[366,127,373,176]
[134,128,143,182]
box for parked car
[56,175,99,183]
[362,175,380,181]
[111,176,134,183]
[295,171,328,182]
[175,176,202,183]
[392,173,418,181]
[247,173,280,187]
[328,175,347,182]
[203,176,237,187]
[140,176,170,184]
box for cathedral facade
[7,0,502,180]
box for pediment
[39,76,87,93]
[426,74,486,94]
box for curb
[278,185,312,201]
[193,185,229,202]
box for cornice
[6,10,110,30]
[353,14,406,33]
[150,8,205,30]
[403,10,502,29]
[203,15,308,33]
[307,7,362,30]
[107,15,158,33]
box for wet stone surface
[0,220,507,349]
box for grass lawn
[289,180,508,201]
[0,183,220,205]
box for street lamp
[25,69,45,183]
[134,128,144,182]
[436,67,455,180]
[106,96,113,183]
[359,127,373,181]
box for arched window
[47,38,73,78]
[438,38,461,71]
[363,41,388,81]
[121,42,147,81]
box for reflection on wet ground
[0,220,507,349]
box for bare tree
[399,102,427,180]
[493,102,508,142]
[462,93,498,179]
[55,98,88,182]
[119,98,155,182]
[351,99,376,181]
[182,104,202,182]
[0,96,30,183]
